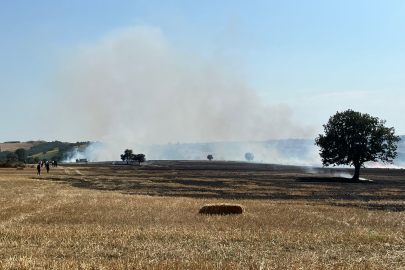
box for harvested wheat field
[0,142,33,152]
[1,160,405,269]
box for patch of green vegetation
[39,150,61,160]
[29,148,60,160]
[27,141,69,156]
[367,229,386,242]
[31,152,44,157]
[27,141,90,161]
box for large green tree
[315,110,400,181]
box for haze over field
[1,1,405,162]
[54,26,315,161]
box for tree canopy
[133,154,145,165]
[15,148,26,162]
[120,150,145,165]
[120,149,133,164]
[245,152,254,162]
[315,109,400,181]
[6,152,18,163]
[207,154,213,161]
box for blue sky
[1,1,405,143]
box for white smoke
[332,172,352,179]
[61,142,104,162]
[365,161,405,169]
[54,25,316,161]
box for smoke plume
[54,25,316,161]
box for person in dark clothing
[46,161,50,173]
[55,160,58,167]
[37,164,41,175]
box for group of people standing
[36,160,58,175]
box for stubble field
[0,143,33,152]
[0,160,404,269]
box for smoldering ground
[53,25,317,162]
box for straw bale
[198,203,244,215]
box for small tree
[15,148,26,162]
[245,152,254,162]
[315,109,400,181]
[120,149,133,164]
[133,154,146,165]
[207,154,213,161]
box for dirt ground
[1,161,404,269]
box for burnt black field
[44,160,405,211]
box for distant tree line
[0,151,9,161]
[0,141,91,163]
[26,141,89,157]
[0,148,28,164]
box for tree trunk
[352,164,360,181]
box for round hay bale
[199,203,244,215]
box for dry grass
[0,162,25,168]
[0,161,404,269]
[0,142,33,152]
